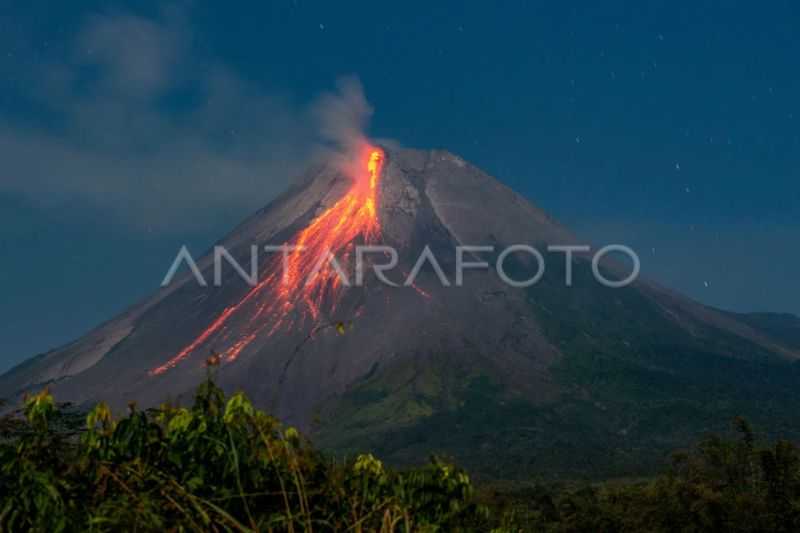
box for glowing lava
[266,148,383,323]
[149,146,385,376]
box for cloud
[77,12,184,97]
[0,8,373,233]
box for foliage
[481,417,800,532]
[3,374,799,532]
[0,375,488,532]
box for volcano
[2,145,800,479]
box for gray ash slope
[2,147,799,479]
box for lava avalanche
[149,146,385,375]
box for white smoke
[311,76,374,154]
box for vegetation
[0,372,488,532]
[482,417,800,532]
[322,256,800,483]
[2,370,799,531]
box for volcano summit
[2,146,799,479]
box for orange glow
[267,147,383,323]
[149,146,385,376]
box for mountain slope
[2,146,798,479]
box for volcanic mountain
[2,145,800,479]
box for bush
[482,417,800,532]
[0,376,489,532]
[3,375,798,532]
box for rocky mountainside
[2,146,799,479]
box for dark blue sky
[1,1,798,372]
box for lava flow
[267,148,383,324]
[149,146,385,376]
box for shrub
[0,376,488,532]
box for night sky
[0,1,798,372]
